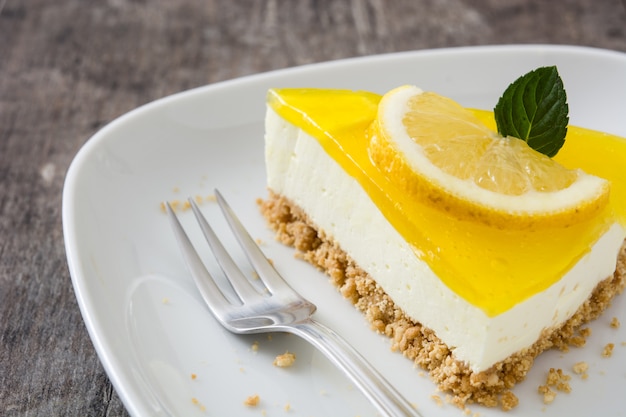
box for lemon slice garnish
[369,85,610,229]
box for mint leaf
[494,66,569,157]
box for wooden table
[1,1,624,415]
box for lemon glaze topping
[267,88,626,316]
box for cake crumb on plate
[572,361,589,379]
[538,385,557,405]
[431,394,443,407]
[244,394,260,407]
[191,397,206,412]
[538,367,573,404]
[602,343,615,358]
[273,351,296,368]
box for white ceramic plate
[63,45,626,417]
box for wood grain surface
[1,0,624,415]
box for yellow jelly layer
[267,88,626,316]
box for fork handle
[287,318,421,417]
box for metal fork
[165,190,420,417]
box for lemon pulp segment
[267,88,626,316]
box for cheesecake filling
[264,88,626,372]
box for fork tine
[214,189,293,296]
[188,198,262,302]
[165,202,233,319]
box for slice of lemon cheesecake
[259,85,626,409]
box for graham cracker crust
[258,191,626,410]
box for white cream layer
[264,107,626,372]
